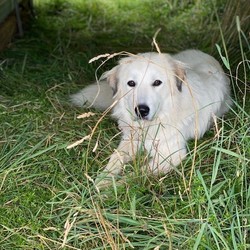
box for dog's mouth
[135,116,150,121]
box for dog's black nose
[135,104,150,119]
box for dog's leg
[145,139,187,175]
[95,138,137,188]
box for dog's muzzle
[135,104,150,119]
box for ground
[0,0,249,249]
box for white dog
[71,50,231,186]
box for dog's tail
[70,81,114,110]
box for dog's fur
[71,50,231,186]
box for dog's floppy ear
[174,62,186,92]
[100,66,119,96]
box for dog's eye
[127,80,136,87]
[152,80,162,87]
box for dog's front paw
[94,172,125,189]
[94,172,115,189]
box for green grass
[0,0,249,249]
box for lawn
[0,0,249,249]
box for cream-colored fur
[71,50,231,187]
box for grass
[0,0,249,249]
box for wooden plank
[0,0,22,24]
[0,0,32,51]
[0,13,17,51]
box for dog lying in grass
[71,50,231,187]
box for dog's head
[102,52,186,121]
